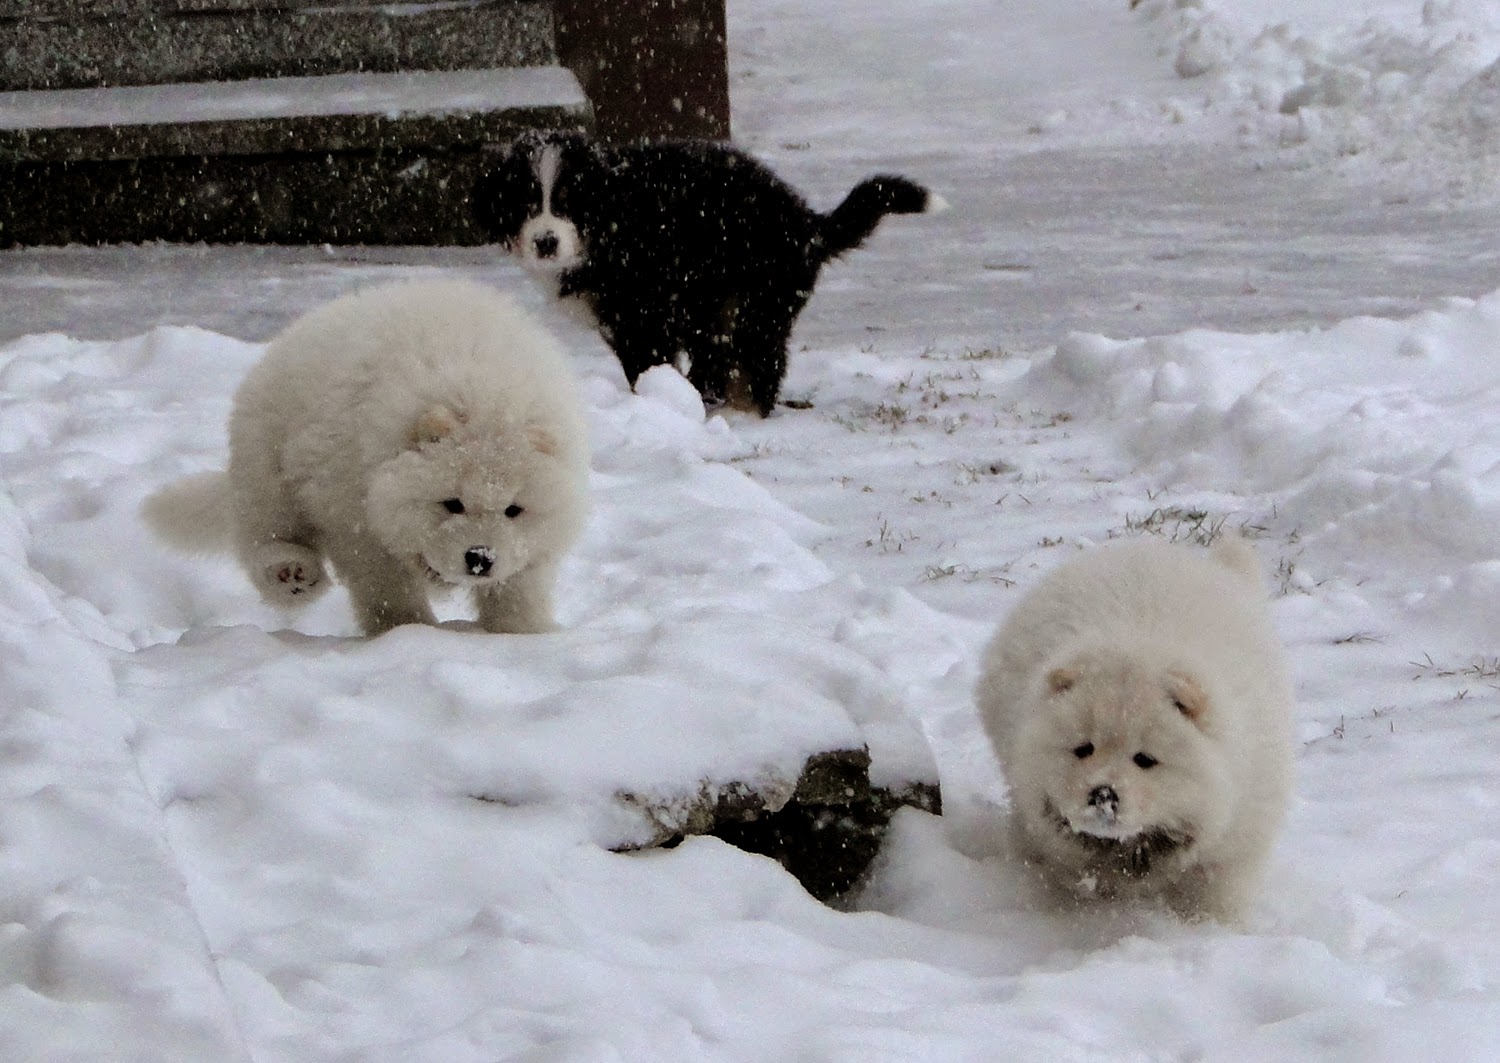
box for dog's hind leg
[679,300,739,406]
[476,559,561,634]
[727,289,802,417]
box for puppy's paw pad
[252,545,327,603]
[272,562,320,592]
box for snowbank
[1136,0,1500,185]
[1035,290,1500,642]
[6,281,1500,1058]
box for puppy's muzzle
[1087,784,1119,823]
[533,232,561,260]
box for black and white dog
[472,131,944,416]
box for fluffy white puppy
[144,279,589,636]
[975,537,1294,922]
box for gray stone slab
[0,66,589,245]
[0,67,588,162]
[0,1,555,92]
[0,1,425,11]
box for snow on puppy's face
[1014,646,1235,880]
[364,406,572,588]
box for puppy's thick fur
[975,538,1294,922]
[473,131,943,416]
[144,279,589,637]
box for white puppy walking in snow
[144,279,590,636]
[975,537,1295,922]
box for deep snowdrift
[1136,0,1500,187]
[5,279,1500,1059]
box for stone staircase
[2,0,560,90]
[0,0,729,246]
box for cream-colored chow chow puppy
[145,279,589,636]
[975,538,1294,921]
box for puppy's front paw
[476,584,558,635]
[251,543,328,606]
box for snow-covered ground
[4,0,1500,1058]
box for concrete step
[0,66,588,161]
[0,66,590,246]
[0,0,555,92]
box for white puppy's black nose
[533,232,560,259]
[1087,785,1119,820]
[464,548,495,577]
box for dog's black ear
[472,144,531,243]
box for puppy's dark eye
[441,498,465,515]
[504,503,524,519]
[1073,743,1094,760]
[1133,752,1159,770]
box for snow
[3,0,1500,1058]
[1132,0,1500,189]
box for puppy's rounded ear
[1165,671,1209,723]
[525,422,560,457]
[409,406,463,447]
[1046,667,1077,694]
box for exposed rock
[619,747,942,905]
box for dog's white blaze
[535,142,561,215]
[517,141,584,272]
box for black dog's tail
[817,176,946,262]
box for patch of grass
[891,367,989,409]
[1309,703,1401,746]
[915,345,1017,362]
[954,459,1017,486]
[1274,555,1310,597]
[1410,654,1500,681]
[1116,505,1229,546]
[725,442,779,463]
[1410,653,1500,702]
[829,411,867,433]
[909,489,955,507]
[957,346,1017,361]
[1116,499,1279,550]
[864,517,918,554]
[921,563,1017,586]
[872,401,911,428]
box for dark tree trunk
[556,0,730,143]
